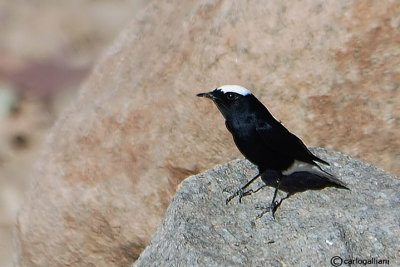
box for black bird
[197,85,348,216]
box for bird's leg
[270,173,282,218]
[256,173,283,219]
[274,192,291,207]
[226,172,260,204]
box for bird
[197,85,348,216]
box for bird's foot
[255,199,282,219]
[226,188,244,204]
[226,184,267,205]
[244,185,266,197]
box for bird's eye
[226,93,235,100]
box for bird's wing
[255,121,348,189]
[255,121,328,166]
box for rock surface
[134,148,399,266]
[16,0,399,266]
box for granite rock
[135,148,399,266]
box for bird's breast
[227,119,255,139]
[226,117,294,171]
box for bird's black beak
[196,92,214,100]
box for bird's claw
[226,188,244,204]
[255,200,281,219]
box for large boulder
[134,148,399,266]
[16,0,399,266]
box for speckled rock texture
[135,148,399,266]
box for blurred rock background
[1,0,399,266]
[0,1,146,266]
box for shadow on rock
[261,170,349,195]
[257,170,350,214]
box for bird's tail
[313,163,349,189]
[311,154,330,166]
[283,160,349,189]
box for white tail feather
[282,160,332,179]
[282,159,348,188]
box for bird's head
[197,85,253,119]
